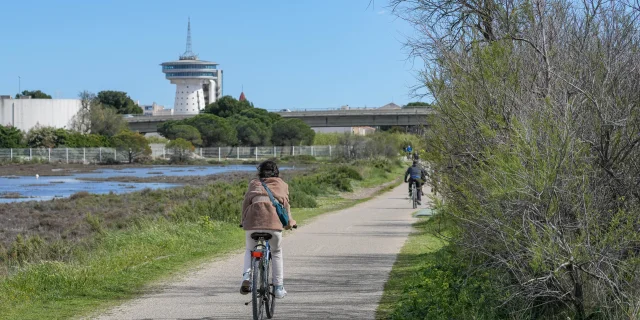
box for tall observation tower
[161,19,223,115]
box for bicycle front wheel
[252,258,266,320]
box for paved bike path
[93,183,417,320]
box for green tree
[0,125,25,148]
[161,124,202,146]
[111,130,151,163]
[204,95,252,117]
[230,115,271,146]
[89,104,127,136]
[96,91,142,114]
[16,90,52,99]
[271,118,315,146]
[238,108,281,127]
[166,138,194,163]
[404,102,431,108]
[183,114,238,146]
[62,132,112,147]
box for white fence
[152,145,337,161]
[0,146,339,164]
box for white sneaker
[240,272,251,295]
[274,285,287,299]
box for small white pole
[10,148,12,161]
[311,146,314,157]
[292,146,295,156]
[237,147,239,160]
[273,146,276,158]
[162,147,166,159]
[200,147,203,158]
[83,148,86,163]
[66,148,69,164]
[114,148,117,161]
[255,146,258,161]
[99,147,102,162]
[329,145,332,157]
[218,147,221,162]
[48,148,51,162]
[29,148,32,161]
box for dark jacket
[404,165,426,182]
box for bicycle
[247,232,275,320]
[243,225,296,320]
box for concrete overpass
[125,108,434,133]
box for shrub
[289,190,317,208]
[281,155,316,163]
[69,191,91,200]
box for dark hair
[412,160,419,166]
[258,160,279,179]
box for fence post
[292,146,295,156]
[274,146,276,158]
[66,148,69,164]
[99,147,102,163]
[114,148,117,162]
[48,148,51,162]
[311,146,314,157]
[162,147,166,159]
[29,148,32,161]
[237,147,239,160]
[329,145,332,157]
[255,146,258,161]
[10,148,12,161]
[218,147,221,162]
[200,148,203,158]
[83,148,86,163]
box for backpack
[261,181,290,227]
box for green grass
[0,160,403,320]
[376,217,447,320]
[377,215,504,320]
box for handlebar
[239,224,298,229]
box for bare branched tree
[69,90,96,134]
[395,0,640,318]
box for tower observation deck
[161,19,223,115]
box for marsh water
[0,165,260,203]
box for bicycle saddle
[251,233,272,241]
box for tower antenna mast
[180,18,198,60]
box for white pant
[243,230,284,286]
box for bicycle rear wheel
[252,258,266,320]
[265,256,276,319]
[412,183,417,209]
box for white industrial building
[161,19,223,115]
[0,96,81,132]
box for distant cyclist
[240,160,296,299]
[404,160,427,205]
[405,145,413,160]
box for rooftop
[160,59,218,65]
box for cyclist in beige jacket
[240,160,296,299]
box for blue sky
[0,0,422,110]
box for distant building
[142,102,173,116]
[378,102,401,110]
[0,96,82,132]
[161,19,223,115]
[239,91,246,102]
